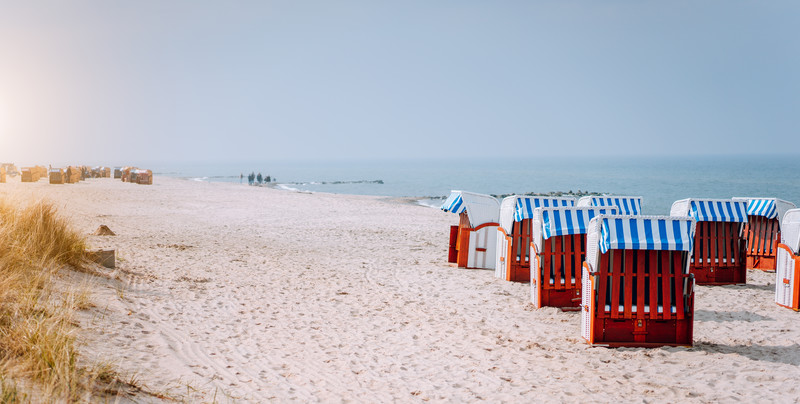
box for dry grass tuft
[0,198,131,402]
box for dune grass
[0,198,130,401]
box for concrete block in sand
[88,249,115,269]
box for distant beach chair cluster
[442,191,799,348]
[0,164,153,185]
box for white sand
[2,176,799,402]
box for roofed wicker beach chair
[776,209,800,310]
[121,167,133,182]
[576,196,643,215]
[66,166,81,184]
[133,169,153,185]
[529,206,617,309]
[495,196,575,282]
[670,198,748,285]
[49,168,65,184]
[20,167,35,182]
[441,191,500,270]
[732,198,796,271]
[581,215,696,347]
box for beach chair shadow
[693,342,800,366]
[693,309,774,323]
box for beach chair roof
[530,206,617,252]
[669,198,747,223]
[732,197,796,225]
[441,191,500,228]
[782,209,800,254]
[577,196,642,215]
[585,215,696,272]
[498,196,575,231]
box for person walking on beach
[257,173,263,184]
[240,173,243,183]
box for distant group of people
[242,172,273,185]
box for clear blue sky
[0,1,798,165]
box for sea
[151,155,800,215]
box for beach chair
[581,215,696,347]
[529,206,616,309]
[576,196,643,215]
[134,169,153,185]
[776,209,800,310]
[732,198,796,271]
[49,168,65,184]
[670,199,748,285]
[495,196,575,282]
[65,166,81,184]
[0,166,5,183]
[441,191,500,270]
[20,168,34,182]
[114,167,122,179]
[121,167,132,182]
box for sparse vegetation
[0,197,129,401]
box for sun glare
[0,97,10,151]
[0,97,6,134]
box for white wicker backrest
[782,209,800,254]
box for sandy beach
[1,176,798,402]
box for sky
[0,1,798,166]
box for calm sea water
[152,155,800,215]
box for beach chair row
[441,192,799,347]
[46,166,112,184]
[1,165,153,185]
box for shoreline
[171,176,617,211]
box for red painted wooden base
[743,217,780,272]
[591,318,693,347]
[690,222,746,285]
[584,249,694,348]
[538,288,582,310]
[505,219,532,282]
[447,225,458,263]
[532,234,586,309]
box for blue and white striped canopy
[441,192,465,214]
[540,207,617,239]
[689,200,747,223]
[746,199,778,219]
[599,216,695,254]
[581,196,642,215]
[514,197,575,222]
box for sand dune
[2,176,798,402]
